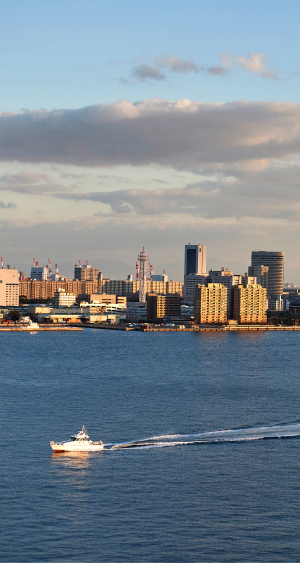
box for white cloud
[221,52,277,80]
[238,53,277,80]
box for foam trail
[108,423,300,450]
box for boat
[17,317,40,330]
[50,426,104,452]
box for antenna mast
[138,247,148,303]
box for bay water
[1,329,300,562]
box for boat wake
[106,422,300,451]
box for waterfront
[2,329,300,562]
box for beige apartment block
[102,280,139,296]
[167,281,183,295]
[0,268,19,306]
[19,280,101,300]
[194,283,227,324]
[232,284,267,324]
[102,279,182,298]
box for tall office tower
[184,244,207,275]
[183,244,207,305]
[194,283,227,325]
[0,268,19,306]
[251,251,284,296]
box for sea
[1,329,300,562]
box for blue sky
[2,0,300,110]
[1,1,300,281]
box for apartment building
[232,284,267,324]
[194,283,227,324]
[19,280,101,300]
[146,293,181,323]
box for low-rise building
[53,288,76,307]
[126,302,147,322]
[89,294,127,307]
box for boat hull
[50,441,104,452]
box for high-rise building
[0,268,19,306]
[184,244,207,276]
[232,284,267,324]
[74,262,98,282]
[207,269,242,313]
[184,244,207,305]
[248,265,269,290]
[251,251,284,296]
[31,266,48,280]
[101,279,182,300]
[183,274,208,305]
[194,283,227,324]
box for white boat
[50,426,104,452]
[18,318,40,330]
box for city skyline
[3,243,291,292]
[1,2,300,282]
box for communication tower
[138,247,148,302]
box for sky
[1,0,300,281]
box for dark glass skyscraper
[184,244,207,276]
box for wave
[106,422,300,451]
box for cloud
[129,55,201,82]
[52,160,300,221]
[238,53,277,80]
[221,52,277,80]
[132,64,166,81]
[0,172,52,185]
[157,55,199,74]
[0,201,16,209]
[0,171,72,194]
[1,99,300,170]
[207,65,229,76]
[125,52,277,83]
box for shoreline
[73,323,300,332]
